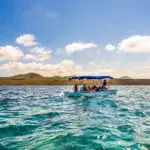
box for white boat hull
[64,89,117,97]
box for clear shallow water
[0,86,150,150]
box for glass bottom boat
[64,75,117,98]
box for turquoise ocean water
[0,86,150,150]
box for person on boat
[101,79,108,90]
[74,84,78,92]
[95,86,100,92]
[80,84,88,92]
[87,85,94,92]
[88,85,92,91]
[91,84,97,91]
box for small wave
[0,124,38,138]
[0,98,19,106]
[120,108,129,112]
[30,110,60,120]
[134,110,145,117]
[0,144,9,150]
[0,86,150,149]
[117,125,135,133]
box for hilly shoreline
[0,73,150,85]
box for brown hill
[11,73,44,80]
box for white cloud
[0,61,112,77]
[65,42,97,54]
[54,48,65,55]
[119,35,150,53]
[24,54,36,61]
[89,60,107,67]
[24,47,52,62]
[90,68,148,78]
[0,60,82,77]
[0,45,23,61]
[105,44,115,51]
[94,69,113,74]
[115,61,120,64]
[60,59,74,66]
[1,60,150,78]
[0,59,114,77]
[89,61,96,66]
[143,65,150,68]
[16,34,38,47]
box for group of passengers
[74,80,109,92]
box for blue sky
[0,0,150,78]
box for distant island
[119,76,132,79]
[0,73,150,85]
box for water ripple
[0,86,150,149]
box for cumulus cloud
[25,47,52,62]
[0,60,83,77]
[143,65,150,68]
[115,61,120,64]
[89,60,108,67]
[0,45,23,61]
[89,61,96,66]
[1,60,149,78]
[94,69,113,74]
[16,34,38,47]
[118,35,150,52]
[54,48,66,55]
[105,44,115,51]
[0,61,113,77]
[0,59,114,77]
[24,54,36,61]
[90,68,148,78]
[65,42,97,54]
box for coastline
[0,79,150,85]
[0,73,150,85]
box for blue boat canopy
[69,75,113,80]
